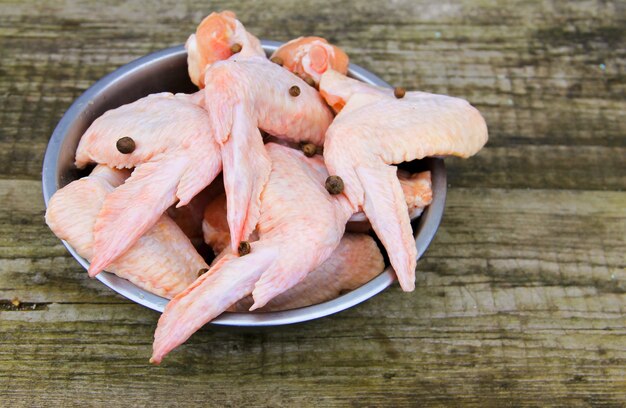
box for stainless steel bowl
[42,41,446,326]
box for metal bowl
[42,41,446,326]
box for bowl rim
[42,41,446,326]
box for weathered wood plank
[2,180,624,301]
[1,0,624,187]
[0,0,625,406]
[446,145,626,190]
[1,292,625,407]
[2,185,625,405]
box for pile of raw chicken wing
[45,11,488,363]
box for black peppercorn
[238,241,251,256]
[325,176,344,195]
[289,85,301,97]
[116,137,135,154]
[302,143,317,157]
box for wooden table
[1,1,624,406]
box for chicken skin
[230,233,384,312]
[150,143,353,363]
[271,36,349,85]
[45,165,205,298]
[203,57,334,252]
[320,70,488,291]
[75,92,221,277]
[185,10,265,88]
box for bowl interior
[42,41,446,326]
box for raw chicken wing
[75,92,221,277]
[45,165,205,298]
[202,194,387,310]
[348,170,432,225]
[150,143,353,363]
[203,170,432,233]
[230,233,384,312]
[186,11,265,88]
[201,192,231,255]
[320,70,488,291]
[271,36,349,85]
[203,57,334,252]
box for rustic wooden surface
[1,0,625,406]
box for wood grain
[0,0,624,406]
